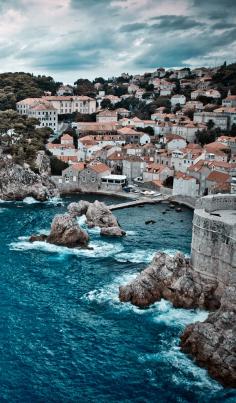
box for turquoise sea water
[0,195,235,402]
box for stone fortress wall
[191,194,236,296]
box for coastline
[58,189,196,210]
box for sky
[0,0,236,83]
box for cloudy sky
[0,0,236,83]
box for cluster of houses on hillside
[48,130,236,197]
[15,65,236,198]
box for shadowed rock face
[119,252,220,310]
[0,157,59,201]
[47,214,89,247]
[181,287,236,388]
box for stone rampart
[191,194,236,295]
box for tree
[74,79,95,96]
[196,129,217,146]
[49,156,69,175]
[207,119,215,130]
[101,99,112,109]
[94,77,105,85]
[136,126,154,136]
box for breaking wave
[9,237,124,259]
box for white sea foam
[9,238,124,258]
[81,272,138,308]
[138,340,222,391]
[23,197,39,204]
[152,299,208,327]
[115,249,155,264]
[46,197,64,206]
[126,230,136,236]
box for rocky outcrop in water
[0,155,58,201]
[119,252,220,310]
[181,287,236,387]
[47,214,89,247]
[67,199,126,236]
[100,226,126,237]
[119,195,236,387]
[67,200,90,218]
[30,213,89,247]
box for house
[213,107,236,129]
[123,143,143,156]
[61,134,74,146]
[193,111,229,130]
[191,89,221,100]
[57,85,73,96]
[187,160,212,195]
[122,156,146,180]
[47,135,77,161]
[106,151,124,174]
[100,174,127,191]
[171,94,186,108]
[128,84,139,94]
[79,162,111,191]
[17,95,96,116]
[155,150,172,167]
[183,101,204,112]
[222,91,236,108]
[205,171,231,194]
[171,145,202,173]
[172,122,206,143]
[143,163,173,183]
[103,95,121,105]
[96,109,118,123]
[17,99,58,131]
[118,127,150,145]
[74,122,119,136]
[77,138,101,161]
[165,135,187,151]
[173,172,199,197]
[115,108,130,118]
[205,89,221,99]
[61,163,85,185]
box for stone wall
[191,194,236,297]
[195,194,236,212]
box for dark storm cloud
[192,0,236,19]
[0,0,235,78]
[119,23,148,32]
[150,15,205,31]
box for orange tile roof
[175,171,196,181]
[89,163,110,173]
[61,134,73,141]
[206,171,230,182]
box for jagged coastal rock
[119,252,220,309]
[181,286,236,387]
[30,214,89,248]
[67,199,126,236]
[0,155,58,201]
[100,226,126,237]
[47,214,89,247]
[119,195,236,387]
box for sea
[0,194,235,403]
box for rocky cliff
[0,154,58,201]
[119,194,236,387]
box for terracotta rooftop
[206,171,230,183]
